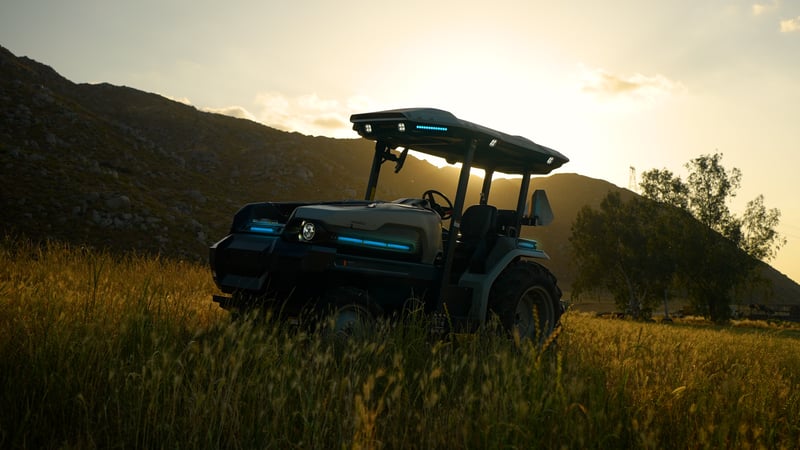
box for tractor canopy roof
[350,107,569,175]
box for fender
[458,236,550,324]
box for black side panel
[210,234,279,293]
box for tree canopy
[640,153,785,263]
[572,153,785,322]
[570,192,679,318]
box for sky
[2,0,799,282]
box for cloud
[752,1,779,16]
[750,2,800,34]
[253,92,373,138]
[165,92,376,138]
[161,94,193,106]
[161,93,260,124]
[311,114,348,130]
[780,16,800,32]
[578,67,687,105]
[199,105,257,121]
[582,72,641,94]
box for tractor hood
[290,201,444,264]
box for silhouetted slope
[1,44,379,257]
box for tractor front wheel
[320,287,377,338]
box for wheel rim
[332,304,373,337]
[515,286,555,340]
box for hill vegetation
[1,44,798,307]
[2,239,800,449]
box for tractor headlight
[300,221,316,241]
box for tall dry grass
[1,238,799,449]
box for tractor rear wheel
[488,261,562,342]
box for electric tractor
[209,107,569,339]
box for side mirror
[530,189,553,226]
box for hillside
[1,45,798,305]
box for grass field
[1,239,799,449]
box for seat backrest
[496,209,518,237]
[460,205,498,241]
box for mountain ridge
[1,45,797,306]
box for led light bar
[416,124,448,132]
[249,224,281,235]
[337,235,413,252]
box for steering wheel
[422,189,453,220]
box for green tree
[684,153,741,237]
[675,211,753,321]
[639,169,688,209]
[740,194,786,262]
[570,192,679,319]
[639,153,784,322]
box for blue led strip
[337,235,412,252]
[516,239,538,250]
[416,124,448,132]
[250,226,281,234]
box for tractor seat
[496,209,519,237]
[457,205,498,273]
